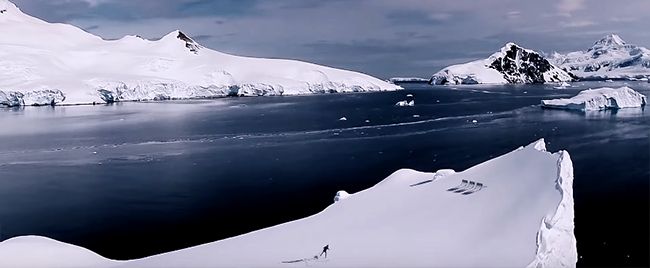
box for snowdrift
[429,43,576,85]
[0,0,399,106]
[548,34,650,80]
[0,139,577,268]
[541,87,647,111]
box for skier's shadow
[446,180,486,195]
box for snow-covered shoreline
[0,0,400,107]
[388,77,429,83]
[0,139,577,268]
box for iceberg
[541,87,647,111]
[547,34,650,80]
[395,100,414,106]
[0,139,577,268]
[429,43,577,85]
[553,81,571,89]
[0,0,399,107]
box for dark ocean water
[0,81,648,267]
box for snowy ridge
[541,87,647,110]
[430,43,576,85]
[0,139,577,268]
[526,146,577,268]
[0,0,399,106]
[548,34,650,80]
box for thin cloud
[556,0,585,16]
[560,20,595,28]
[505,11,521,20]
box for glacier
[388,77,429,83]
[547,34,650,80]
[541,87,647,111]
[0,139,577,268]
[429,43,577,85]
[0,0,400,107]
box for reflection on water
[584,106,646,119]
[540,106,648,121]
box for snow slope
[548,34,650,80]
[0,236,121,268]
[541,86,647,111]
[0,0,399,106]
[429,43,577,85]
[0,139,577,268]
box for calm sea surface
[0,81,648,267]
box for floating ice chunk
[413,115,420,118]
[554,82,571,89]
[339,117,347,121]
[395,100,414,106]
[541,87,647,111]
[472,120,478,123]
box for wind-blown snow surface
[0,0,399,106]
[429,43,576,85]
[548,34,650,80]
[0,139,577,268]
[541,87,647,111]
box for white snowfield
[430,43,574,85]
[0,0,400,107]
[0,139,577,268]
[542,87,647,111]
[548,34,650,80]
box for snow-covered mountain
[0,139,577,268]
[547,34,650,80]
[0,0,400,107]
[429,43,577,85]
[542,86,647,111]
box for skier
[319,245,330,258]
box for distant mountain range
[429,34,650,85]
[546,34,650,80]
[429,43,576,85]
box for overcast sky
[10,0,650,79]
